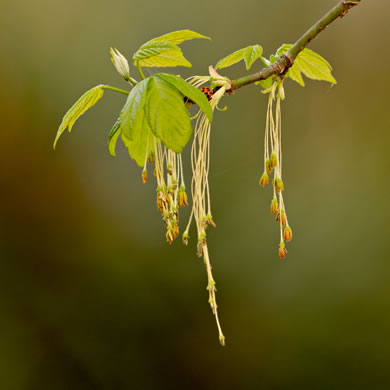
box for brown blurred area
[1,1,390,389]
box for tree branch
[228,0,362,92]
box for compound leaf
[54,85,104,148]
[243,45,263,70]
[145,76,192,153]
[156,73,212,122]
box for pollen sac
[182,231,189,245]
[148,151,155,164]
[259,172,269,187]
[178,186,188,207]
[274,177,284,193]
[270,152,278,169]
[283,225,293,242]
[270,197,279,215]
[142,169,147,184]
[266,158,272,174]
[276,209,286,227]
[206,213,216,228]
[278,243,287,259]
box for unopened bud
[270,197,279,215]
[278,241,287,259]
[166,163,173,175]
[110,48,130,81]
[274,177,284,193]
[266,158,272,174]
[270,151,278,168]
[259,172,269,187]
[283,225,293,242]
[142,168,147,184]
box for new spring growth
[184,66,230,345]
[259,80,293,258]
[110,48,131,81]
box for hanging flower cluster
[259,80,293,258]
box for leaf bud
[110,48,131,81]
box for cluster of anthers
[259,80,293,258]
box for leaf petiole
[101,85,130,95]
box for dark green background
[1,1,389,389]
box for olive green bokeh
[1,0,390,389]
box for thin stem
[230,0,361,92]
[137,62,146,80]
[127,77,138,87]
[101,85,130,95]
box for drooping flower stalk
[182,68,230,345]
[260,80,293,258]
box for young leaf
[215,48,245,70]
[216,45,263,71]
[133,41,192,68]
[108,118,121,157]
[256,77,273,89]
[243,45,263,70]
[145,76,192,153]
[133,30,209,68]
[120,79,149,141]
[54,85,104,148]
[121,120,154,167]
[155,73,213,122]
[276,44,337,85]
[148,29,210,45]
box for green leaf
[276,44,337,85]
[133,30,209,68]
[120,79,149,141]
[54,85,104,149]
[155,73,212,122]
[148,29,210,45]
[216,45,265,70]
[145,76,192,153]
[215,48,245,70]
[121,121,154,167]
[243,45,263,70]
[108,118,121,157]
[133,41,192,68]
[256,77,273,89]
[286,66,305,87]
[118,75,193,165]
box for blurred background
[1,0,389,389]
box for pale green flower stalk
[184,67,231,345]
[260,80,292,258]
